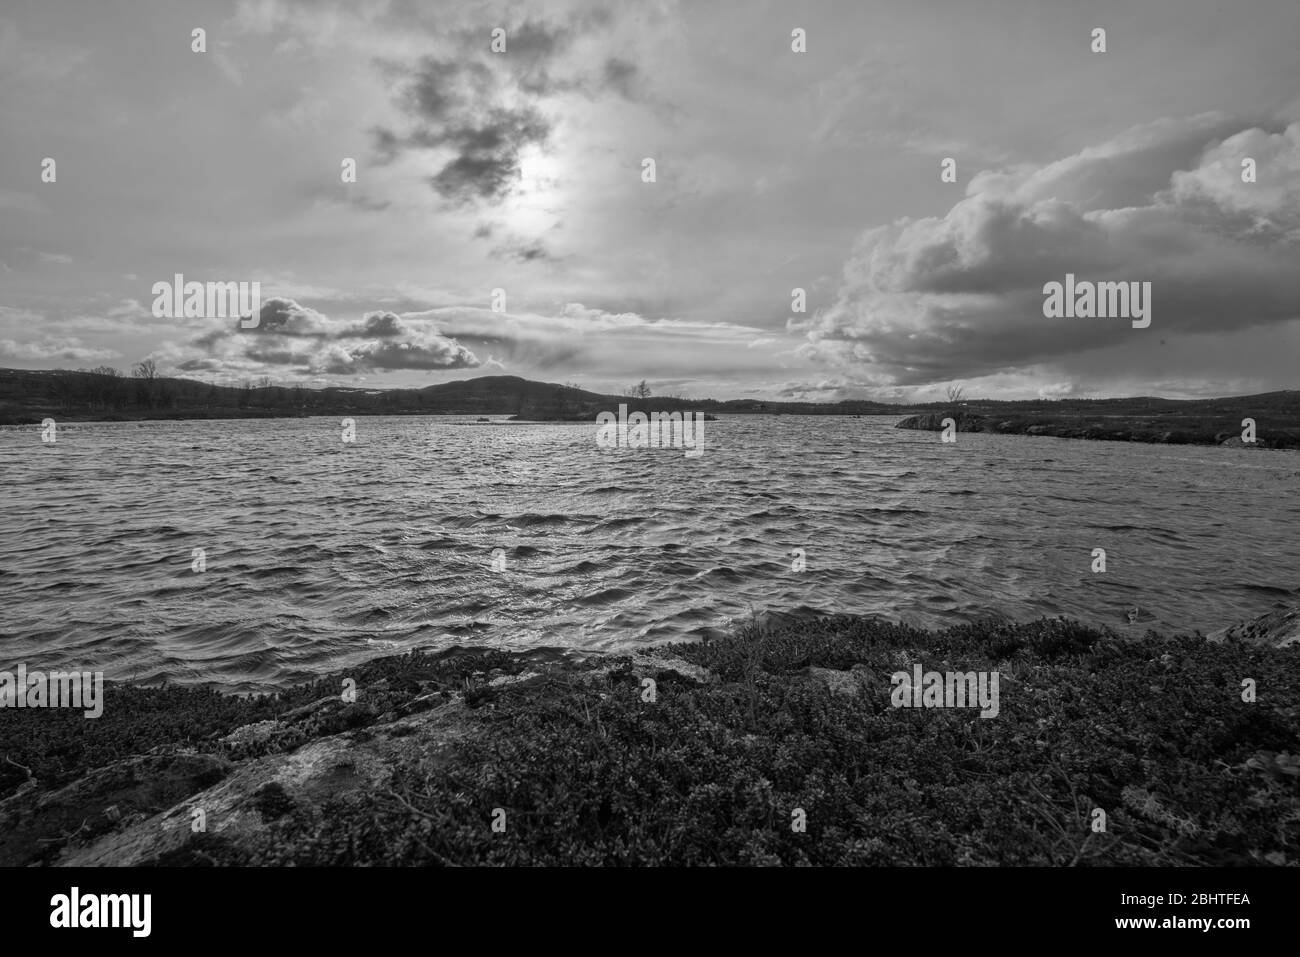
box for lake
[2,415,1297,691]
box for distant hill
[0,368,904,424]
[2,368,1297,449]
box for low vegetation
[2,615,1296,866]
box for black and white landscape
[0,0,1297,912]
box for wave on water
[2,415,1297,691]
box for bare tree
[946,384,965,404]
[626,380,652,399]
[132,358,158,379]
[87,365,121,377]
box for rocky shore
[2,608,1297,866]
[895,409,1300,447]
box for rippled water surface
[2,415,1297,691]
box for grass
[2,616,1296,866]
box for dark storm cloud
[373,11,633,204]
[374,53,552,203]
[425,108,551,203]
[801,116,1300,386]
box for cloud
[180,297,481,376]
[252,296,334,336]
[106,298,147,320]
[426,107,552,203]
[351,310,404,337]
[374,49,552,203]
[600,57,637,100]
[491,238,552,262]
[329,336,479,372]
[801,115,1300,385]
[0,305,42,330]
[372,13,633,205]
[400,302,792,378]
[0,336,117,363]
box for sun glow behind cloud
[507,144,567,233]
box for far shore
[896,405,1300,449]
[4,368,1298,449]
[9,407,1299,450]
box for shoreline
[2,607,1296,866]
[7,408,1299,450]
[6,370,1298,449]
[896,410,1300,448]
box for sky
[1,0,1298,402]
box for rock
[487,670,543,689]
[221,719,282,749]
[629,654,713,685]
[581,653,714,690]
[797,665,874,697]
[59,698,473,866]
[0,753,230,867]
[1209,605,1300,649]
